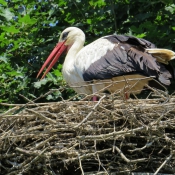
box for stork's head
[37,27,85,79]
[59,27,85,46]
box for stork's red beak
[37,41,67,79]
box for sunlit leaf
[48,8,55,18]
[135,33,147,38]
[165,4,175,14]
[0,0,7,6]
[46,94,53,100]
[1,26,19,33]
[34,79,48,89]
[53,69,62,77]
[0,55,8,63]
[87,19,92,24]
[18,14,37,25]
[6,71,23,76]
[0,7,14,21]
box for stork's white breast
[74,37,116,78]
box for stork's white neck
[63,36,85,67]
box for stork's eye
[62,31,69,40]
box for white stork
[37,27,175,99]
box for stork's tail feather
[146,48,175,64]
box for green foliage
[0,0,175,108]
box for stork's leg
[124,92,130,100]
[92,85,99,101]
[92,96,98,101]
[123,87,130,100]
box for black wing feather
[83,35,172,85]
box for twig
[26,109,56,124]
[71,76,155,88]
[0,106,18,119]
[129,137,159,153]
[78,155,84,175]
[96,153,109,175]
[0,102,59,106]
[115,146,147,163]
[76,126,146,140]
[79,148,112,161]
[154,106,175,124]
[6,157,33,175]
[74,95,106,128]
[145,84,168,100]
[153,154,173,175]
[1,114,35,118]
[12,88,63,114]
[18,147,48,174]
[19,94,39,107]
[30,135,56,150]
[16,147,38,156]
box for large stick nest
[0,83,175,175]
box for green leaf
[1,26,19,33]
[53,69,62,77]
[165,4,175,14]
[162,0,174,4]
[46,94,53,100]
[57,64,62,69]
[89,0,106,7]
[0,55,8,63]
[135,33,147,38]
[0,74,7,79]
[48,8,55,19]
[18,14,37,25]
[6,71,23,76]
[87,19,92,24]
[34,81,42,89]
[34,79,48,89]
[172,27,175,31]
[0,7,14,21]
[0,0,7,6]
[46,72,56,81]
